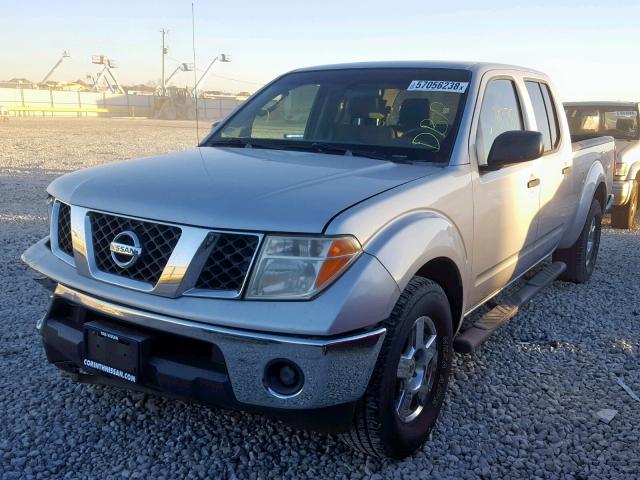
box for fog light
[264,359,304,397]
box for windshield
[564,105,639,141]
[205,68,472,162]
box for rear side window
[526,81,552,151]
[540,84,560,148]
[477,79,523,164]
[526,80,560,153]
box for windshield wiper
[207,139,413,163]
[309,142,411,163]
[207,138,286,151]
[207,138,250,147]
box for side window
[540,84,560,149]
[525,81,552,152]
[477,79,523,164]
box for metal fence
[0,87,242,120]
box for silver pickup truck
[23,62,614,459]
[565,101,640,228]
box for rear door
[525,80,574,252]
[470,76,542,305]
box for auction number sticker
[408,80,469,93]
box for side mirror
[485,131,544,170]
[211,121,220,130]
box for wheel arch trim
[559,161,607,249]
[362,210,468,329]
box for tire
[611,180,638,229]
[553,198,602,283]
[340,277,453,459]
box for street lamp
[41,50,71,84]
[194,53,232,95]
[165,62,194,86]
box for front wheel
[611,180,638,229]
[340,277,453,459]
[553,198,602,283]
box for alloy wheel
[395,316,439,423]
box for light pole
[41,51,71,85]
[165,63,194,86]
[193,53,231,97]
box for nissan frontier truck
[23,62,614,459]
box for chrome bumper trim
[53,284,386,408]
[54,283,385,349]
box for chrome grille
[196,233,260,292]
[88,212,181,285]
[57,202,74,256]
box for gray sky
[2,0,639,100]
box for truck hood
[48,147,437,233]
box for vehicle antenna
[192,2,200,143]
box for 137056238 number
[407,80,469,93]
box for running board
[454,261,566,354]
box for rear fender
[363,211,468,310]
[559,161,606,249]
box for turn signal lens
[246,236,362,300]
[315,238,361,290]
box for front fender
[559,160,606,249]
[363,210,469,309]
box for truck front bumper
[613,178,634,206]
[39,283,385,430]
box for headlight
[246,235,362,299]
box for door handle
[562,166,572,175]
[527,178,540,188]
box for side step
[453,261,566,354]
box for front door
[470,77,542,306]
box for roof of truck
[564,101,639,107]
[291,61,546,76]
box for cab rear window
[565,106,639,141]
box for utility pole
[160,29,168,96]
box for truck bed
[571,135,615,152]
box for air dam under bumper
[42,284,386,415]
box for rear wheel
[611,180,638,229]
[340,277,453,459]
[553,198,602,283]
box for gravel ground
[1,118,639,479]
